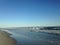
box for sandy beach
[0,31,16,45]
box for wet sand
[0,31,16,45]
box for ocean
[2,29,60,45]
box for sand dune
[0,31,16,45]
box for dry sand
[0,31,16,45]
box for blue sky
[0,0,60,27]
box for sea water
[2,29,60,45]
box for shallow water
[2,29,60,45]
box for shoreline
[0,31,16,45]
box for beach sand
[0,31,16,45]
